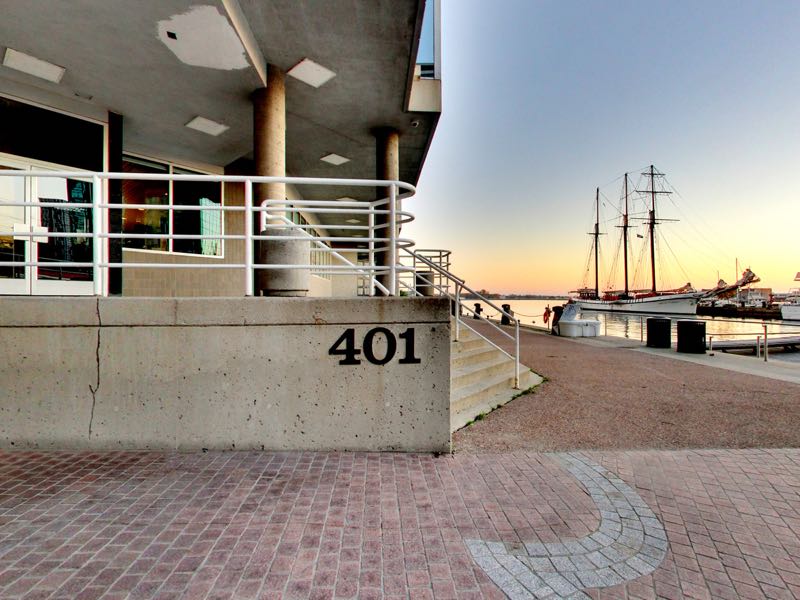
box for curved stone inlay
[467,453,668,599]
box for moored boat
[572,166,705,315]
[780,272,800,320]
[577,291,701,315]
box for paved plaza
[3,448,800,599]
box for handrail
[401,247,520,388]
[272,215,391,296]
[0,170,416,297]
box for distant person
[550,305,564,335]
[543,305,552,327]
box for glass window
[121,156,223,256]
[122,157,169,251]
[173,169,222,256]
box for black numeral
[398,328,421,364]
[362,327,397,365]
[328,328,361,364]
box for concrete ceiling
[0,0,437,215]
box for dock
[698,305,782,320]
[709,335,800,353]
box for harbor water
[467,298,800,364]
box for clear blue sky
[408,0,800,294]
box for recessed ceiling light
[185,116,229,136]
[346,219,360,224]
[287,58,336,88]
[320,153,349,166]
[2,48,65,83]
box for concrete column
[253,64,308,296]
[253,64,285,212]
[374,128,400,295]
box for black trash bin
[677,319,706,353]
[500,303,513,325]
[646,317,671,348]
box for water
[467,298,800,364]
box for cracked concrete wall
[0,297,451,452]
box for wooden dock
[698,305,782,320]
[709,336,800,353]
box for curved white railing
[0,170,415,296]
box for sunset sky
[407,0,800,295]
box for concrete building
[0,1,533,452]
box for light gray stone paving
[466,452,667,599]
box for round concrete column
[253,65,308,296]
[374,128,400,295]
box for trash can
[415,271,435,296]
[500,303,513,325]
[677,319,706,354]
[646,317,671,348]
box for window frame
[121,153,225,259]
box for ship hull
[781,304,800,321]
[575,293,700,315]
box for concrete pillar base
[258,229,310,297]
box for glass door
[0,157,95,296]
[32,173,94,295]
[0,164,29,294]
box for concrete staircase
[450,324,542,431]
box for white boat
[577,292,700,315]
[780,272,800,320]
[572,166,705,315]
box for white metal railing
[399,247,521,388]
[0,170,416,296]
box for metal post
[388,183,397,296]
[368,207,375,296]
[764,323,768,362]
[514,319,520,389]
[244,179,254,296]
[709,335,714,355]
[92,175,103,296]
[756,335,761,358]
[455,283,461,342]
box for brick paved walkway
[3,449,800,599]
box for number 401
[329,327,421,365]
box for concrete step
[451,354,516,391]
[450,345,505,369]
[451,369,541,432]
[451,336,488,353]
[451,369,526,415]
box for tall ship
[572,166,756,315]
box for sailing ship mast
[636,165,674,294]
[594,187,600,299]
[648,165,657,293]
[622,174,630,297]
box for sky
[406,0,800,295]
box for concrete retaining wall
[0,297,450,451]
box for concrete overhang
[0,0,439,207]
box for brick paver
[3,449,800,598]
